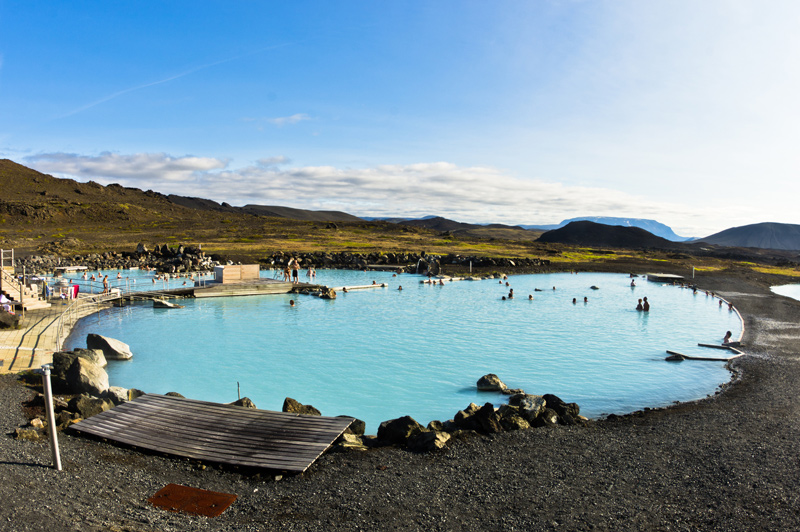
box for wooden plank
[71,394,353,472]
[697,343,735,350]
[665,350,732,362]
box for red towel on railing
[73,285,79,298]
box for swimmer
[584,297,588,303]
[398,285,403,291]
[439,279,444,285]
[552,286,556,291]
[728,302,734,311]
[528,295,533,300]
[289,299,295,307]
[723,330,732,344]
[719,300,723,307]
[502,296,507,301]
[372,280,377,285]
[636,299,643,311]
[572,298,577,304]
[643,297,650,312]
[630,279,635,287]
[343,287,348,293]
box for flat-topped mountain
[524,216,691,241]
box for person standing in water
[643,297,650,312]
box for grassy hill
[0,160,545,262]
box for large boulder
[67,394,114,419]
[476,374,507,392]
[497,404,531,431]
[407,430,450,452]
[340,416,366,436]
[105,386,130,405]
[453,402,482,430]
[518,395,547,423]
[229,397,257,409]
[51,349,106,392]
[333,432,369,452]
[282,397,321,416]
[377,415,425,445]
[472,402,503,434]
[542,393,581,425]
[86,334,133,360]
[66,357,109,396]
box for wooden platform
[192,279,312,298]
[70,394,354,473]
[646,273,685,283]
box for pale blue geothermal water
[772,283,800,301]
[64,271,742,434]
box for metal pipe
[41,365,62,471]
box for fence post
[41,364,63,471]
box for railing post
[41,364,63,471]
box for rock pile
[16,243,216,276]
[13,245,554,279]
[290,375,587,454]
[261,251,551,273]
[15,343,139,441]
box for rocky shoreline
[16,245,551,277]
[1,269,800,531]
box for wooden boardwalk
[70,394,354,473]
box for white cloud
[25,152,228,188]
[265,113,311,126]
[24,151,736,236]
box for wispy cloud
[57,42,298,119]
[265,114,311,126]
[24,151,738,236]
[26,152,228,185]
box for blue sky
[1,1,798,237]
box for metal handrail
[50,277,200,351]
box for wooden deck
[70,394,354,473]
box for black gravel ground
[2,271,799,531]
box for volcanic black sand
[1,271,799,531]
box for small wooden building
[214,264,260,284]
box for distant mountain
[697,222,800,251]
[536,221,684,249]
[166,194,362,222]
[523,217,691,242]
[399,216,479,232]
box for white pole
[692,267,695,279]
[41,365,62,471]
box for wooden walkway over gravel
[70,394,354,473]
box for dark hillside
[240,205,361,222]
[399,216,479,232]
[697,222,800,251]
[536,221,684,249]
